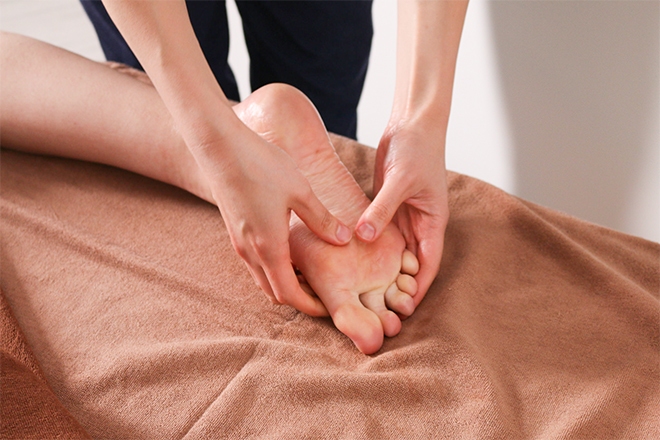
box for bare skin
[234,85,419,354]
[0,33,419,354]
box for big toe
[332,302,384,355]
[360,291,402,338]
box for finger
[397,210,418,256]
[292,186,352,246]
[355,180,408,243]
[245,262,281,304]
[413,234,446,307]
[299,279,316,297]
[263,252,329,317]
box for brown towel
[1,289,90,439]
[1,139,658,439]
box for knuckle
[296,184,315,203]
[254,237,289,265]
[318,209,335,233]
[229,223,253,260]
[251,236,271,259]
[369,202,392,224]
[272,289,287,304]
[232,241,249,260]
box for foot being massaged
[0,32,430,354]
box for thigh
[79,0,241,101]
[235,0,373,138]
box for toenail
[357,223,375,241]
[337,224,352,243]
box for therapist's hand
[354,0,467,308]
[356,119,449,307]
[204,126,351,317]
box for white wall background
[1,0,658,242]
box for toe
[384,283,415,317]
[323,291,384,355]
[401,249,420,276]
[396,274,418,296]
[380,310,402,338]
[360,291,402,339]
[333,302,384,354]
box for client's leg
[0,31,211,203]
[234,85,419,354]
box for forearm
[101,1,243,162]
[392,0,468,135]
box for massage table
[1,137,658,438]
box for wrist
[380,117,448,170]
[176,99,247,158]
[384,109,449,150]
[390,70,452,126]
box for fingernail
[337,224,352,243]
[357,223,375,241]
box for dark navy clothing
[80,0,373,139]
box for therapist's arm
[356,0,468,306]
[101,0,351,316]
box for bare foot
[233,84,419,354]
